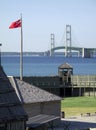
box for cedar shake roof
[58,62,73,69]
[0,66,27,123]
[9,77,61,104]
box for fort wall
[16,75,96,97]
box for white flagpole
[20,14,23,80]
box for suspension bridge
[49,25,96,58]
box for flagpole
[20,14,23,80]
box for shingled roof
[9,77,61,104]
[0,66,27,123]
[58,62,73,69]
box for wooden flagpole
[20,14,23,80]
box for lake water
[1,55,96,76]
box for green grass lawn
[61,96,96,117]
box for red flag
[9,19,21,29]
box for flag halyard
[9,19,21,29]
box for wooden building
[9,77,61,130]
[0,66,27,130]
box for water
[1,55,96,76]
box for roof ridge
[9,77,24,103]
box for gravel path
[49,115,96,130]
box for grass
[61,96,96,117]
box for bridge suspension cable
[49,25,96,58]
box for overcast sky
[0,0,96,52]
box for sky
[0,0,96,52]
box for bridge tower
[65,25,72,57]
[50,33,55,56]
